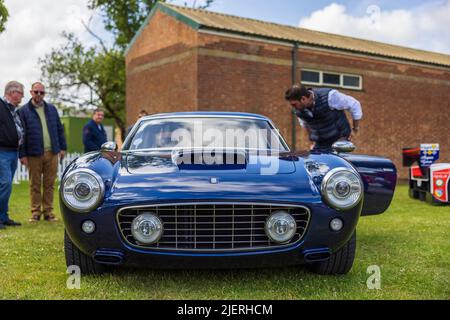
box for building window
[301,70,320,84]
[343,75,361,89]
[301,69,363,90]
[323,73,341,86]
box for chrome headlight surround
[321,167,363,210]
[61,169,105,213]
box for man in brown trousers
[18,82,67,223]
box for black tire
[419,191,427,202]
[64,231,106,275]
[307,231,356,275]
[409,181,420,199]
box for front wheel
[307,231,356,275]
[64,231,106,275]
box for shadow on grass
[82,263,360,297]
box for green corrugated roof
[128,2,450,68]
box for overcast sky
[1,0,449,103]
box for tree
[40,0,214,138]
[88,0,215,49]
[40,33,126,134]
[88,0,160,50]
[0,0,8,33]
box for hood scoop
[125,150,296,175]
[173,149,247,171]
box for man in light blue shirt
[285,84,363,152]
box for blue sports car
[61,112,397,275]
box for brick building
[125,3,450,178]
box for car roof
[141,112,270,121]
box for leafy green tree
[40,33,126,133]
[87,0,214,49]
[88,0,160,50]
[0,0,8,33]
[41,0,214,138]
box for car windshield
[124,117,289,152]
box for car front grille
[117,203,310,252]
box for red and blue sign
[432,168,450,203]
[420,144,440,167]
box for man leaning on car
[0,81,25,229]
[18,82,67,223]
[285,84,363,152]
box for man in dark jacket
[285,84,362,152]
[83,109,107,153]
[18,82,67,223]
[0,81,25,229]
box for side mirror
[101,142,118,152]
[332,141,356,153]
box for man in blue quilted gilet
[285,84,363,152]
[18,82,67,223]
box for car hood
[106,152,325,205]
[124,151,297,175]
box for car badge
[210,177,219,184]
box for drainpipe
[291,42,299,151]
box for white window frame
[301,69,363,91]
[322,71,342,88]
[300,69,321,85]
[341,73,363,90]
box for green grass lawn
[0,182,448,300]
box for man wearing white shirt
[285,84,362,152]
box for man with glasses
[18,82,67,223]
[0,81,25,229]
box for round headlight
[61,169,105,213]
[321,168,363,210]
[131,214,163,245]
[265,211,297,244]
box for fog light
[82,220,96,234]
[131,213,163,244]
[265,211,297,244]
[330,218,344,232]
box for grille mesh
[117,203,310,251]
